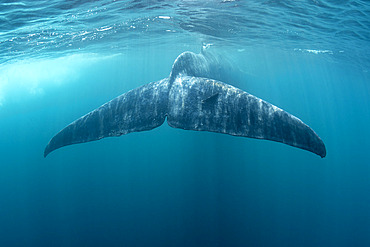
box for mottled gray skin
[44,51,326,158]
[168,76,326,157]
[44,79,169,157]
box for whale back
[169,51,224,84]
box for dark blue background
[1,0,370,246]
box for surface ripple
[0,0,369,66]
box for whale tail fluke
[167,77,326,158]
[44,51,326,158]
[44,76,326,158]
[44,79,169,157]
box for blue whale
[44,51,326,158]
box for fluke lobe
[44,51,326,158]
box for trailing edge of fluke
[44,51,326,158]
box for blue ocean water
[1,0,370,246]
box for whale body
[44,51,326,158]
